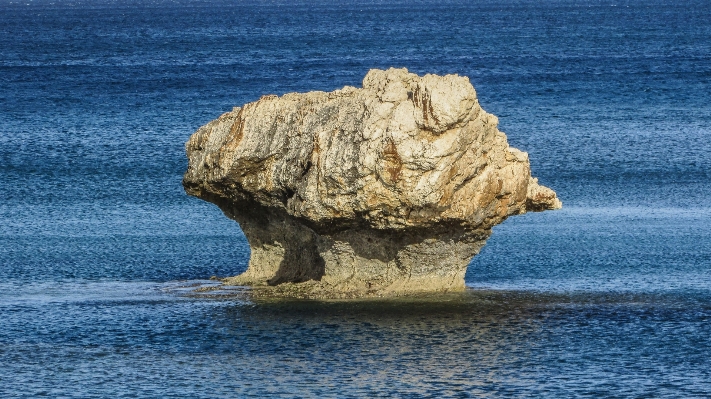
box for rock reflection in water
[188,290,709,397]
[1,283,709,397]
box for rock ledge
[183,68,561,298]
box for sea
[1,0,710,397]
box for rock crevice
[183,68,561,297]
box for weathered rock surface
[183,68,561,297]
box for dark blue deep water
[1,0,710,397]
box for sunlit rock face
[183,68,561,297]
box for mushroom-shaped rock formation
[183,68,561,297]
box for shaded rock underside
[183,68,561,298]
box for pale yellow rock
[183,68,561,298]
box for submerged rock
[183,68,561,298]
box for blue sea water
[1,0,711,397]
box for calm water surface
[1,0,710,397]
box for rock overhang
[183,68,561,298]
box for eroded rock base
[216,200,490,298]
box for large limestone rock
[183,68,561,297]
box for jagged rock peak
[183,68,561,298]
